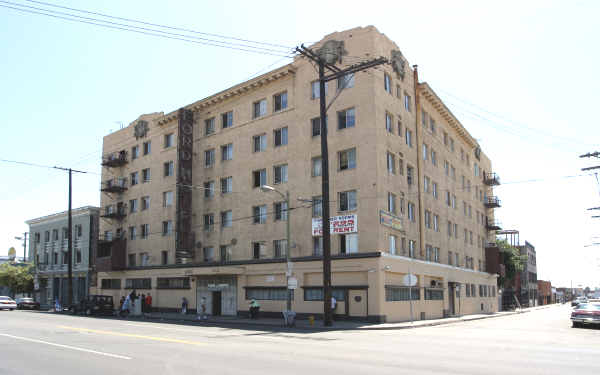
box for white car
[0,296,17,310]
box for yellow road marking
[58,326,207,346]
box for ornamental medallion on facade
[134,120,149,139]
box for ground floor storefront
[35,272,89,308]
[91,253,498,323]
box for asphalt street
[0,305,597,375]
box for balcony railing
[100,204,127,220]
[485,218,502,231]
[483,172,501,186]
[484,196,501,208]
[101,178,128,193]
[101,150,128,167]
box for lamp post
[260,185,292,313]
[14,233,28,263]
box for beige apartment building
[92,26,501,322]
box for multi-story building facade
[514,240,538,307]
[537,280,552,305]
[92,26,500,322]
[26,206,99,307]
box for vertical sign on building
[176,108,194,263]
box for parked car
[16,297,40,310]
[0,296,17,310]
[571,297,588,307]
[72,295,114,316]
[571,303,600,328]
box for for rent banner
[312,214,357,236]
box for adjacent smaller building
[26,206,99,307]
[537,280,552,305]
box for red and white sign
[312,214,357,236]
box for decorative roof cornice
[418,82,478,149]
[158,64,296,126]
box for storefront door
[348,290,367,318]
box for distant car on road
[572,297,588,307]
[72,295,114,316]
[0,296,17,310]
[571,303,600,328]
[16,297,40,310]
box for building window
[140,224,149,239]
[128,253,136,267]
[252,242,265,259]
[130,171,139,186]
[386,286,419,301]
[220,177,232,194]
[339,148,356,171]
[407,202,415,222]
[311,157,322,177]
[313,237,323,256]
[162,191,173,207]
[221,143,233,161]
[127,199,137,213]
[129,226,136,240]
[430,118,436,134]
[131,145,139,160]
[164,133,174,148]
[273,92,288,112]
[253,99,267,119]
[389,234,397,255]
[141,196,150,210]
[203,213,214,232]
[424,210,431,229]
[311,117,325,137]
[340,233,358,254]
[161,251,168,265]
[454,223,458,238]
[450,138,455,152]
[205,117,215,135]
[385,112,393,133]
[143,141,151,155]
[304,288,345,301]
[337,108,355,129]
[424,176,430,193]
[312,196,322,217]
[75,250,82,264]
[253,134,266,152]
[426,244,433,261]
[125,278,151,289]
[387,152,396,174]
[253,169,267,188]
[273,164,288,184]
[388,192,396,214]
[204,181,214,198]
[157,277,190,289]
[274,201,288,221]
[142,168,151,183]
[204,149,215,168]
[203,247,215,262]
[404,93,412,112]
[274,239,288,258]
[432,182,438,199]
[274,127,288,147]
[221,210,232,228]
[163,161,174,177]
[398,159,404,175]
[425,288,443,300]
[246,287,290,301]
[422,143,428,161]
[405,129,413,147]
[433,214,439,232]
[339,190,357,211]
[311,81,327,99]
[384,73,392,93]
[431,150,437,166]
[162,220,172,236]
[407,165,414,186]
[337,73,354,89]
[253,205,267,224]
[101,279,121,289]
[222,111,233,128]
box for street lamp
[260,185,292,315]
[14,233,27,263]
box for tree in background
[497,239,527,289]
[0,263,34,297]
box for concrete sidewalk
[112,303,561,331]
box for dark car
[16,297,40,310]
[571,297,587,307]
[571,303,600,328]
[72,295,115,316]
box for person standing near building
[145,294,152,315]
[331,296,337,320]
[181,296,188,315]
[249,299,260,319]
[141,293,146,314]
[198,297,207,320]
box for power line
[0,2,295,58]
[0,158,99,175]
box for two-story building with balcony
[26,206,99,307]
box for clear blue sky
[1,0,599,288]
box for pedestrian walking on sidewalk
[198,297,207,320]
[181,297,188,315]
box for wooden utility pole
[295,43,387,326]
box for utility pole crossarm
[581,166,600,171]
[322,57,388,82]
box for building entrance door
[348,290,367,318]
[449,284,456,315]
[212,291,222,316]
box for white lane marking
[0,333,132,360]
